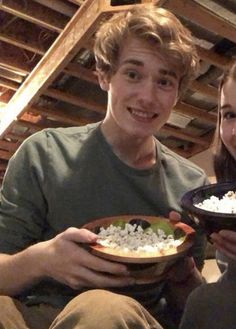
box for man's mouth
[128,107,158,121]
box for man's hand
[33,227,135,290]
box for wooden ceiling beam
[190,80,217,100]
[0,89,15,103]
[0,32,46,56]
[0,149,13,160]
[0,162,8,171]
[162,125,210,146]
[0,67,24,83]
[174,102,217,125]
[33,0,77,17]
[64,63,98,84]
[30,105,94,126]
[196,46,234,70]
[44,88,105,115]
[67,0,84,5]
[0,42,33,76]
[0,77,19,91]
[0,0,108,137]
[0,0,67,33]
[162,0,236,43]
[0,140,19,152]
[4,132,29,143]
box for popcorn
[195,191,236,214]
[97,223,182,253]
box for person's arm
[0,227,135,296]
[165,256,205,311]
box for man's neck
[101,122,157,169]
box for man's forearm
[0,245,44,296]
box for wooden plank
[4,132,29,143]
[0,77,19,91]
[0,42,34,76]
[67,0,84,5]
[0,0,107,137]
[0,149,13,161]
[162,0,236,43]
[162,125,209,146]
[44,88,105,114]
[0,162,8,171]
[64,63,98,84]
[0,32,46,56]
[174,102,217,124]
[30,105,93,126]
[34,0,77,17]
[0,0,67,33]
[0,140,19,152]
[0,68,24,83]
[190,80,217,100]
[196,46,234,70]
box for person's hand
[31,227,135,290]
[168,211,181,223]
[167,256,197,283]
[211,230,236,261]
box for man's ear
[97,71,110,91]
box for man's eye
[158,78,174,88]
[126,70,140,80]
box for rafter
[0,0,108,136]
[0,0,68,33]
[162,0,236,43]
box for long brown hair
[213,62,236,182]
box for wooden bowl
[83,215,195,283]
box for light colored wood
[67,0,84,5]
[0,0,106,137]
[0,68,23,83]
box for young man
[0,4,208,329]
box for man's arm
[0,228,135,296]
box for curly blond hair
[94,5,199,96]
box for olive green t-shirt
[0,122,208,307]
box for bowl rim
[83,215,195,264]
[181,182,236,219]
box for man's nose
[138,80,157,106]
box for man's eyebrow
[121,59,143,66]
[121,59,178,79]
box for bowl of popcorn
[83,215,195,283]
[181,182,236,235]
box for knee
[69,289,133,312]
[52,290,160,329]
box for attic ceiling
[0,0,236,183]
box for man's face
[100,37,180,139]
